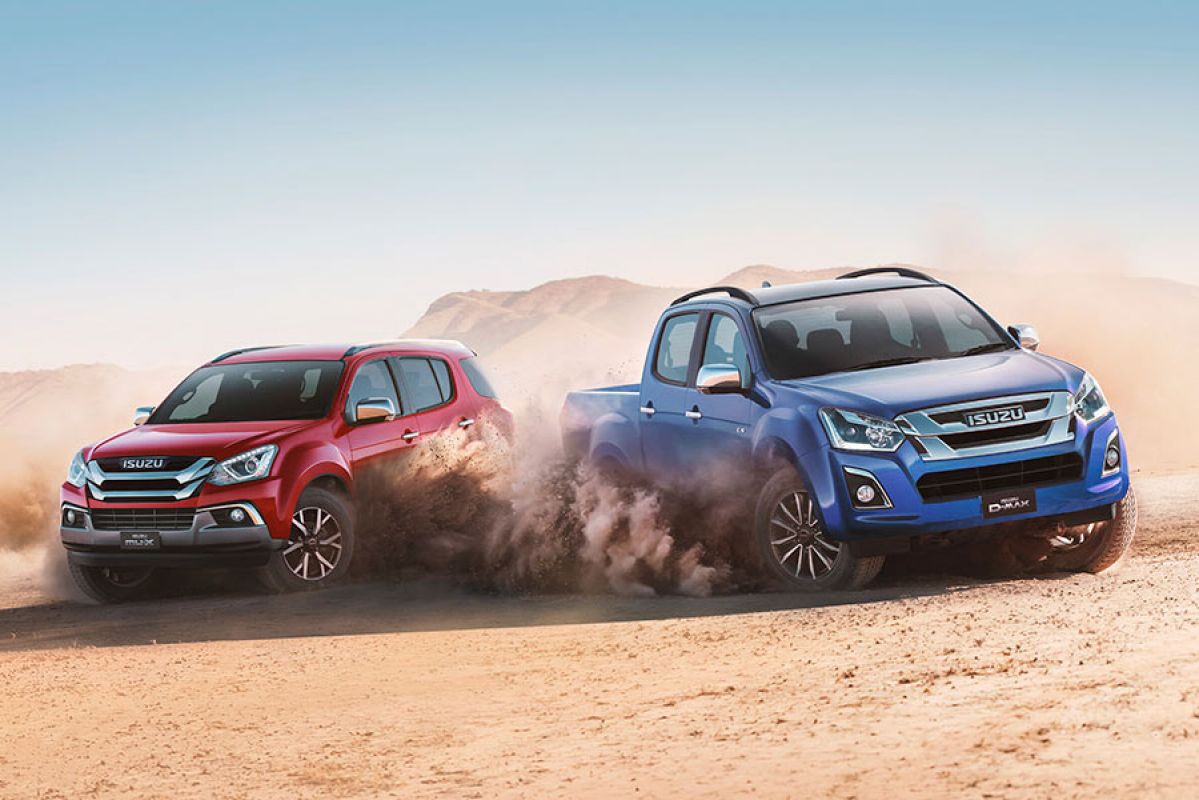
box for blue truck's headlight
[208,444,278,486]
[1072,372,1111,423]
[67,450,88,488]
[820,408,905,452]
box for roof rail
[670,286,759,307]
[210,345,288,363]
[837,267,937,283]
[343,341,404,358]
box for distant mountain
[406,264,1199,470]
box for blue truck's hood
[777,350,1084,416]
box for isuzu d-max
[561,268,1134,590]
[60,340,510,602]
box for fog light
[1105,446,1120,470]
[229,508,247,524]
[65,509,77,525]
[855,484,877,504]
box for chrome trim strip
[896,392,1075,462]
[86,457,215,485]
[88,477,207,501]
[844,466,893,509]
[198,502,266,527]
[1102,428,1121,477]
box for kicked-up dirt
[0,470,1197,799]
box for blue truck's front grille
[917,453,1084,502]
[896,392,1074,461]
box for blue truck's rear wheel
[753,467,884,591]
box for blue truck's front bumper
[801,413,1130,544]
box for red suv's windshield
[149,360,345,424]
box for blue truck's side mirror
[697,365,745,394]
[1007,324,1040,351]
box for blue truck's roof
[672,274,937,310]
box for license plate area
[120,531,161,550]
[981,488,1037,519]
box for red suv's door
[344,358,421,463]
[391,356,476,439]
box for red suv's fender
[272,439,353,540]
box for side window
[701,314,750,383]
[345,359,400,421]
[460,357,498,398]
[429,358,455,402]
[654,313,699,385]
[397,358,447,412]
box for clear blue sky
[1,1,1196,369]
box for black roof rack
[670,286,759,307]
[837,267,937,283]
[210,345,288,363]
[343,341,402,358]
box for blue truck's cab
[562,268,1135,590]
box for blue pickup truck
[561,268,1134,591]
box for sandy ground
[1,471,1198,799]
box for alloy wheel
[1049,522,1097,551]
[285,506,344,581]
[100,567,153,587]
[769,490,840,580]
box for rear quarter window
[460,357,498,398]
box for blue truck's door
[639,311,702,478]
[686,311,754,463]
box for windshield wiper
[958,342,1013,357]
[847,356,930,372]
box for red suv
[59,340,511,602]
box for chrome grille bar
[897,392,1074,461]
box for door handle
[401,430,420,441]
[685,408,703,420]
[458,418,475,429]
[639,404,656,417]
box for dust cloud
[354,412,754,597]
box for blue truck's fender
[587,410,641,470]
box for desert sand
[1,469,1197,799]
[2,265,1197,798]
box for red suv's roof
[209,340,474,365]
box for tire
[68,562,159,604]
[1044,487,1137,574]
[753,467,885,591]
[259,486,356,593]
[962,534,1051,579]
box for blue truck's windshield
[753,286,1012,380]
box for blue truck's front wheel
[754,467,885,591]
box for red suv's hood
[87,420,317,462]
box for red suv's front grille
[90,508,197,531]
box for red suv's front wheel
[259,486,356,592]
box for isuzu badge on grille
[964,406,1026,427]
